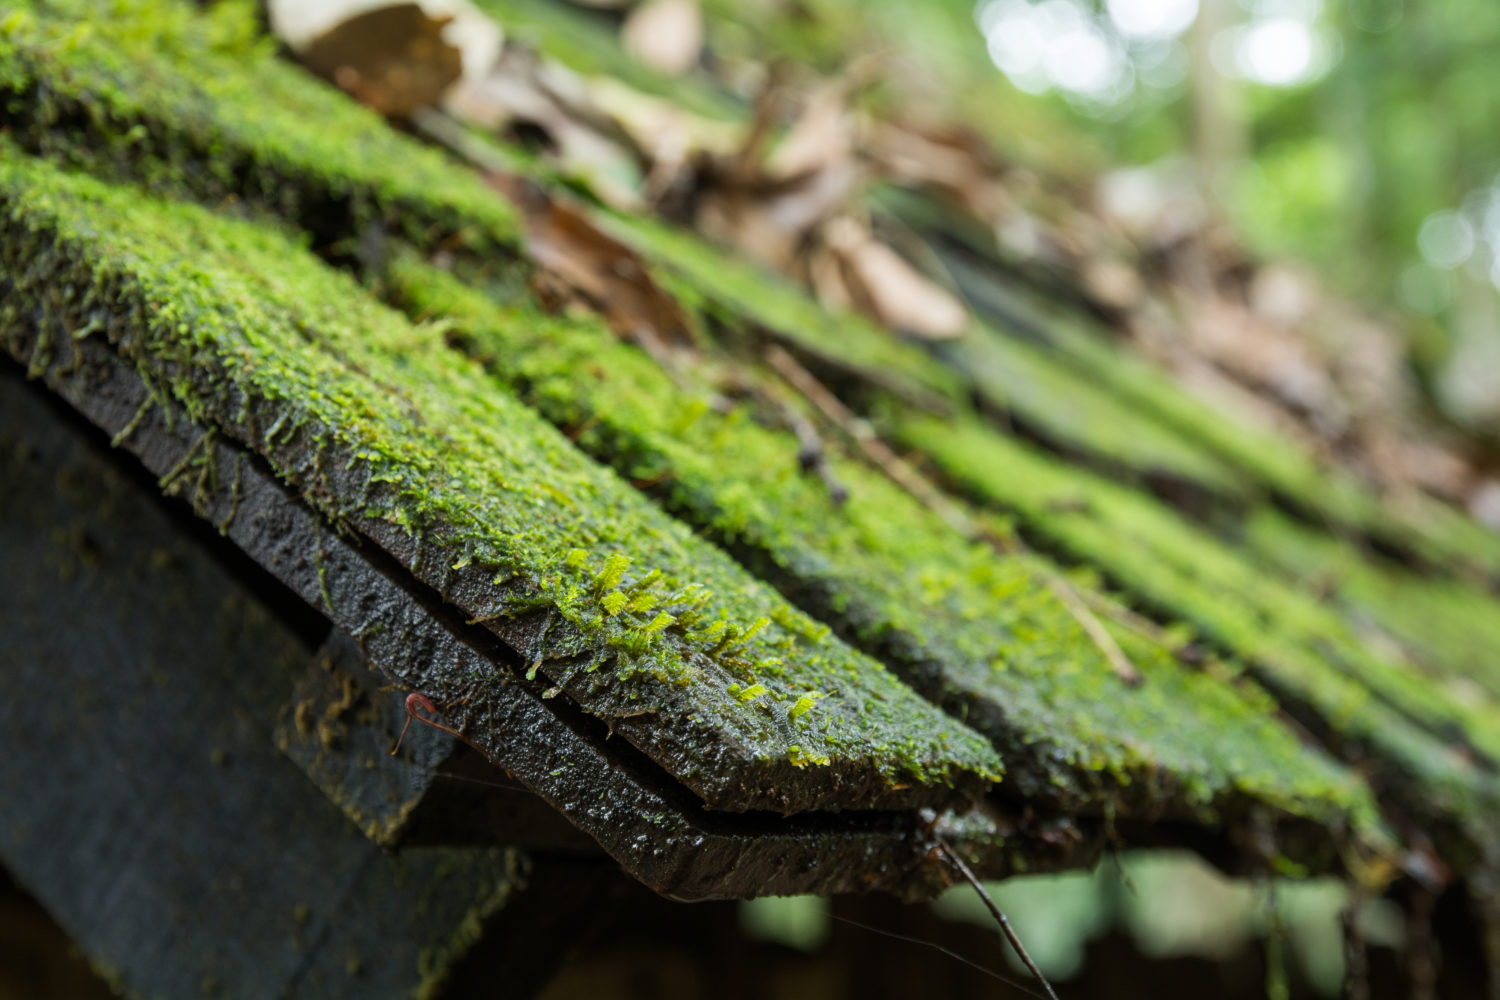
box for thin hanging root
[936,837,1061,1000]
[389,692,467,756]
[1341,892,1370,1000]
[1406,886,1438,1000]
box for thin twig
[767,343,1143,685]
[1034,567,1142,686]
[764,344,973,535]
[936,837,1061,1000]
[782,400,850,504]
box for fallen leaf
[820,216,967,339]
[1080,256,1143,312]
[584,77,739,200]
[621,0,704,77]
[490,174,696,356]
[296,3,463,118]
[1471,479,1500,532]
[865,119,1004,222]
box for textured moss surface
[392,254,1376,829]
[11,0,1497,863]
[0,0,521,253]
[0,148,1008,812]
[602,211,1268,498]
[953,322,1244,494]
[926,230,1500,579]
[1244,508,1500,703]
[896,412,1500,830]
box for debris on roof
[3,0,1499,965]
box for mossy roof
[4,0,1499,880]
[896,414,1500,833]
[0,0,522,252]
[391,255,1373,825]
[0,146,1010,813]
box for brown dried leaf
[821,216,967,340]
[298,3,463,118]
[696,159,862,272]
[765,80,855,181]
[621,0,704,78]
[865,119,1004,222]
[689,75,864,270]
[490,175,695,354]
[585,78,739,200]
[1080,256,1144,312]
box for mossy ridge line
[0,150,1007,815]
[1243,508,1500,704]
[596,210,1256,498]
[2,1,1380,839]
[390,253,1379,840]
[903,412,1500,765]
[574,196,1497,840]
[895,413,1500,838]
[13,0,1475,584]
[0,0,522,260]
[1034,305,1500,581]
[0,0,1008,815]
[902,197,1500,582]
[951,321,1246,498]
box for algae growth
[895,412,1500,832]
[392,255,1377,829]
[7,0,1485,857]
[0,146,1005,813]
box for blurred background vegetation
[694,0,1500,432]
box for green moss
[952,322,1245,494]
[0,0,1410,840]
[599,210,1254,497]
[960,266,1500,578]
[0,0,521,254]
[390,253,1375,829]
[0,147,1005,811]
[896,411,1500,829]
[1244,508,1500,702]
[595,209,967,410]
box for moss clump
[391,254,1377,830]
[952,321,1245,495]
[0,0,1391,837]
[600,210,1260,499]
[0,0,522,256]
[896,411,1500,829]
[0,147,1006,813]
